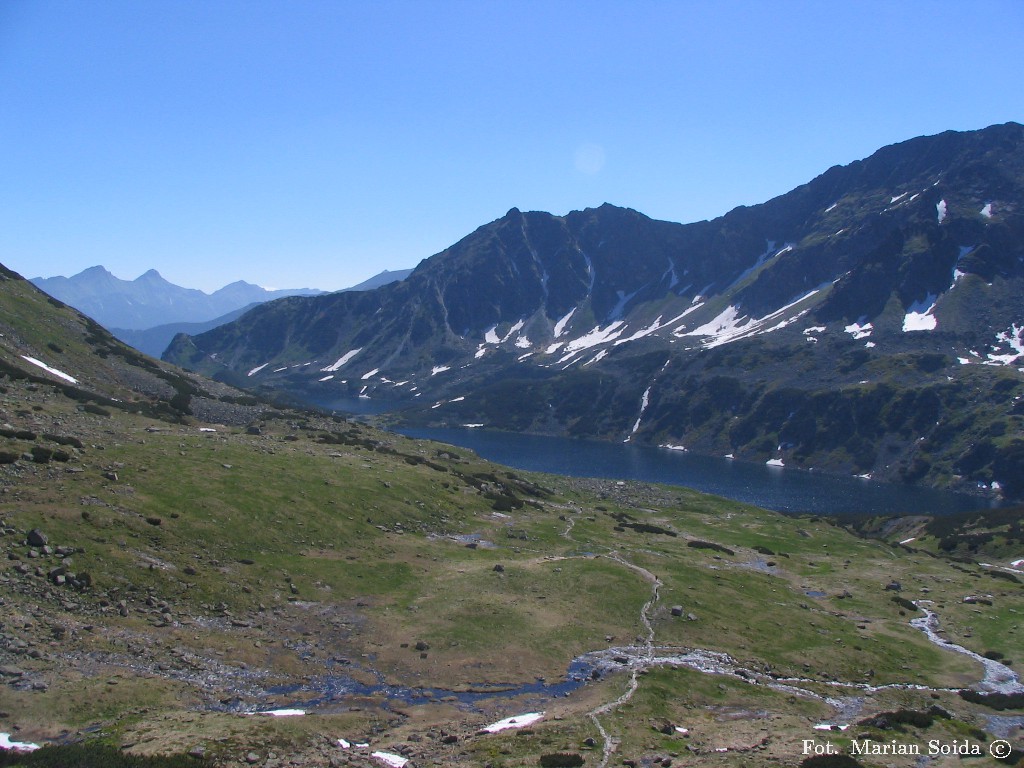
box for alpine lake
[315,396,998,518]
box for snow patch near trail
[481,712,545,733]
[372,751,410,767]
[252,708,305,717]
[21,355,78,384]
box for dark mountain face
[31,267,326,330]
[165,123,1024,498]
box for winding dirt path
[587,551,662,768]
[556,527,1014,766]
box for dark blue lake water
[314,397,996,517]
[399,427,997,517]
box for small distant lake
[311,396,997,517]
[397,427,997,517]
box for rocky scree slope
[165,122,1024,498]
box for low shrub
[687,540,734,555]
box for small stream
[258,656,597,710]
[243,607,1014,718]
[910,606,1023,694]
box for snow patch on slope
[553,308,576,338]
[953,246,974,284]
[844,320,873,340]
[903,295,938,332]
[564,321,627,353]
[615,316,666,345]
[681,287,824,349]
[21,356,78,384]
[322,349,362,372]
[684,306,754,341]
[985,324,1024,365]
[629,385,653,437]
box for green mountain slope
[2,264,1024,766]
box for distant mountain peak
[30,267,327,331]
[81,265,114,276]
[219,279,259,290]
[136,268,170,283]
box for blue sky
[2,1,1022,292]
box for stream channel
[248,400,1011,729]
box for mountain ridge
[30,265,327,331]
[164,122,1024,498]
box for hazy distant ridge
[30,266,327,331]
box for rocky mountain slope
[2,260,1024,766]
[31,266,326,331]
[165,123,1024,499]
